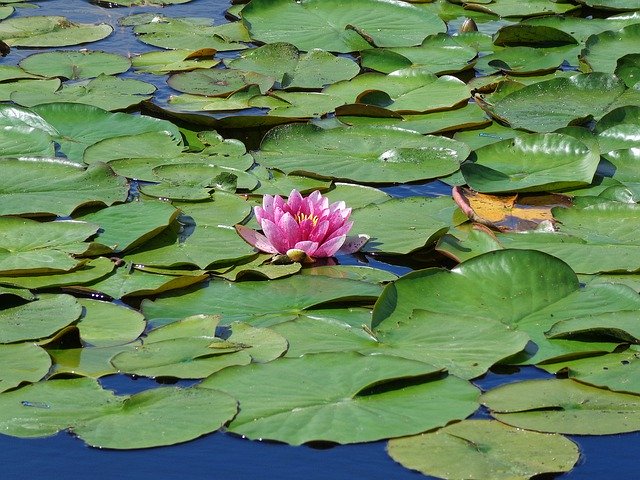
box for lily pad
[0,158,128,216]
[131,16,248,51]
[0,294,82,344]
[76,299,145,347]
[350,195,457,254]
[0,342,51,393]
[19,51,131,80]
[226,43,361,89]
[461,133,599,192]
[479,73,632,132]
[12,74,156,111]
[142,275,383,327]
[387,420,579,480]
[199,352,479,445]
[72,386,238,449]
[481,378,640,434]
[0,16,112,47]
[255,124,470,184]
[30,102,181,163]
[111,317,287,379]
[78,200,179,253]
[273,308,528,379]
[361,33,477,75]
[241,0,446,53]
[131,49,220,74]
[0,217,98,274]
[581,24,640,74]
[324,69,470,113]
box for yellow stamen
[295,212,319,226]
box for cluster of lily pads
[0,0,639,478]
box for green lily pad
[19,50,131,80]
[0,16,112,47]
[131,48,220,74]
[616,53,640,87]
[338,101,490,135]
[540,346,640,395]
[111,316,287,379]
[255,124,470,184]
[131,16,248,51]
[475,45,578,76]
[387,420,579,480]
[479,73,632,132]
[0,78,60,103]
[481,378,640,434]
[250,167,331,197]
[82,130,183,164]
[493,24,579,48]
[523,13,640,43]
[12,74,156,111]
[0,342,51,393]
[324,69,469,113]
[226,43,360,89]
[0,123,54,158]
[546,310,640,344]
[199,352,479,445]
[95,0,192,5]
[581,24,640,74]
[73,386,238,449]
[241,0,446,53]
[0,257,115,290]
[0,377,238,449]
[78,200,179,253]
[0,217,98,274]
[151,163,257,191]
[300,264,397,283]
[576,0,640,11]
[48,343,140,379]
[83,263,208,299]
[249,91,347,118]
[142,275,383,327]
[0,159,128,216]
[0,377,118,438]
[0,294,82,344]
[361,33,477,75]
[214,255,301,281]
[273,308,528,379]
[167,68,269,97]
[31,102,181,163]
[461,133,599,192]
[350,195,456,254]
[462,0,579,17]
[77,299,145,347]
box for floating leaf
[350,196,456,254]
[142,275,383,327]
[387,420,580,480]
[12,75,156,111]
[199,352,479,445]
[461,133,599,192]
[481,378,640,434]
[19,51,131,80]
[131,48,220,74]
[77,299,145,347]
[255,124,469,184]
[241,0,446,53]
[0,159,128,216]
[0,342,51,393]
[0,16,112,47]
[0,217,98,274]
[0,294,82,344]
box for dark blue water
[1,1,638,478]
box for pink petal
[337,234,370,254]
[315,235,347,257]
[261,219,288,254]
[235,224,279,254]
[287,189,303,214]
[293,240,319,256]
[324,221,353,242]
[309,219,329,243]
[278,212,302,250]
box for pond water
[0,0,638,478]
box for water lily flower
[236,190,368,262]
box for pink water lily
[236,190,368,261]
